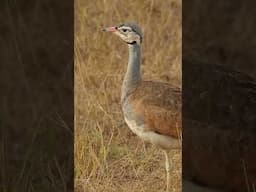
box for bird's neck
[121,44,141,102]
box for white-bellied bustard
[183,60,256,191]
[102,23,181,191]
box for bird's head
[102,22,143,45]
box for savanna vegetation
[75,0,182,191]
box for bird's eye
[122,29,127,32]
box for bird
[102,22,182,192]
[183,180,221,192]
[183,60,256,191]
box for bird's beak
[102,26,117,32]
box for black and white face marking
[116,25,142,45]
[103,23,143,45]
[118,26,133,34]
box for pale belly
[124,117,181,149]
[183,180,223,192]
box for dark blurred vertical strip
[0,0,73,192]
[183,0,256,191]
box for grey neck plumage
[121,43,141,103]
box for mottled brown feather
[127,80,181,138]
[183,60,256,191]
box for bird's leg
[164,150,172,192]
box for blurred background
[75,0,181,191]
[183,0,256,77]
[1,1,73,191]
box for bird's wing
[127,81,182,138]
[183,60,256,191]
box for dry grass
[75,0,181,191]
